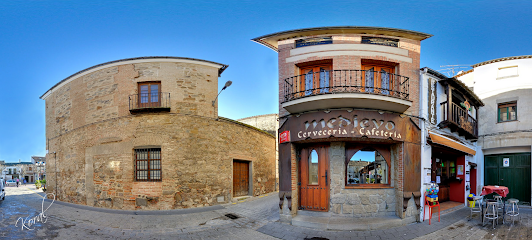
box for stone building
[457,55,532,205]
[238,114,279,190]
[253,26,432,225]
[419,68,483,215]
[40,56,276,210]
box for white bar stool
[484,200,499,229]
[506,198,520,224]
[469,195,483,221]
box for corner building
[40,57,276,210]
[253,27,432,223]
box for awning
[428,131,476,155]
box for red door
[299,146,329,211]
[233,161,250,197]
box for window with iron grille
[134,148,162,181]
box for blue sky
[1,1,531,162]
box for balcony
[129,92,171,113]
[439,101,478,139]
[281,69,411,114]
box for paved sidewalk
[14,184,532,239]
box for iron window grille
[134,148,162,182]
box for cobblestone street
[1,184,531,239]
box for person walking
[16,178,19,187]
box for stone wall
[45,59,221,147]
[46,113,276,210]
[329,142,399,217]
[42,58,276,210]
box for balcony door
[138,82,161,108]
[300,64,332,96]
[362,65,394,95]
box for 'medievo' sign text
[289,110,409,141]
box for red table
[481,185,509,197]
[480,185,510,225]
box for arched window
[346,148,388,185]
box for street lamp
[212,80,232,107]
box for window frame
[138,82,162,108]
[361,60,397,96]
[497,101,517,123]
[134,148,162,182]
[345,146,392,189]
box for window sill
[345,184,393,189]
[497,119,518,123]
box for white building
[457,55,532,205]
[419,68,484,218]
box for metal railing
[282,69,409,103]
[441,101,478,137]
[129,92,170,111]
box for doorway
[233,160,250,197]
[485,153,531,204]
[299,145,329,211]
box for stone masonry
[42,57,276,210]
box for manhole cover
[304,238,329,240]
[225,213,240,219]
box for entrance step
[292,210,416,231]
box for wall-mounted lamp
[212,80,232,107]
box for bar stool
[469,196,483,221]
[506,198,520,224]
[494,195,504,223]
[484,200,498,229]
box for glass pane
[500,107,508,121]
[347,150,388,184]
[308,150,319,185]
[365,68,374,93]
[140,85,149,103]
[319,68,329,93]
[509,106,516,120]
[137,160,148,170]
[150,85,159,103]
[305,70,313,96]
[137,170,147,180]
[380,69,390,95]
[151,170,161,180]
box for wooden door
[299,146,329,211]
[233,160,250,197]
[300,65,332,96]
[138,82,161,108]
[485,153,531,204]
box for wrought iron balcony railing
[129,92,171,113]
[282,69,409,103]
[440,101,478,138]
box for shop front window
[346,149,388,185]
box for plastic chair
[423,192,440,225]
[506,198,520,224]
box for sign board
[361,36,399,47]
[295,37,332,48]
[457,165,464,175]
[286,110,409,142]
[427,78,437,125]
[279,131,290,143]
[503,158,510,167]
